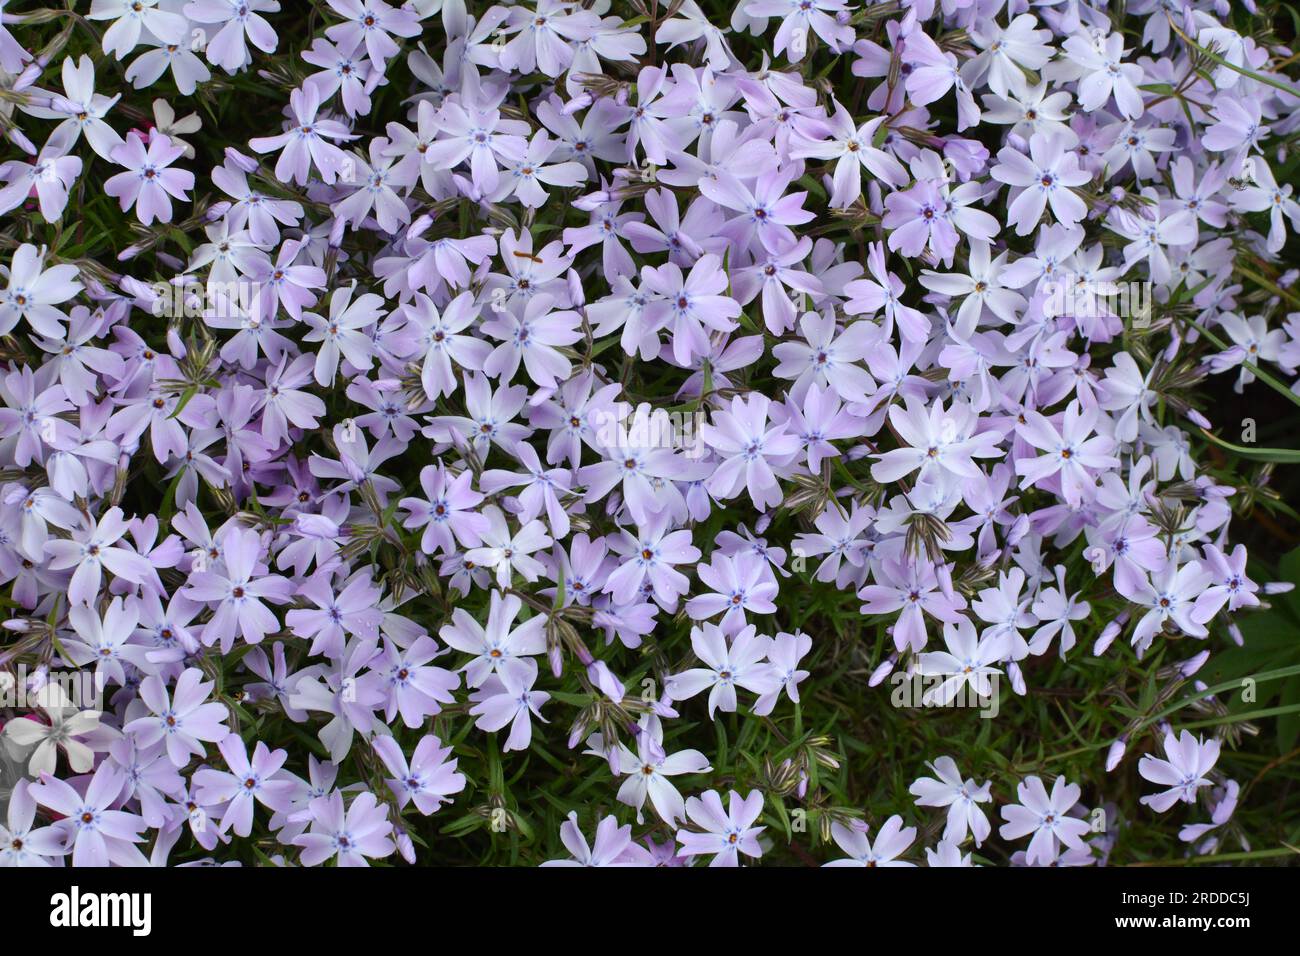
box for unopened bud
[1105,736,1127,772]
[1093,614,1127,655]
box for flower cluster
[0,0,1297,868]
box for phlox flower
[184,0,281,73]
[603,511,700,607]
[677,788,765,867]
[998,775,1091,866]
[701,393,800,510]
[44,506,157,608]
[917,617,1009,706]
[685,551,779,635]
[0,781,70,867]
[608,716,710,825]
[871,396,1003,486]
[991,132,1091,236]
[1028,565,1092,656]
[481,293,583,391]
[125,667,230,768]
[796,104,910,202]
[751,630,811,716]
[301,283,385,386]
[1014,400,1120,508]
[0,138,84,221]
[293,790,395,866]
[468,658,550,752]
[859,558,968,653]
[1138,729,1221,813]
[62,597,153,689]
[248,85,356,186]
[743,0,853,63]
[285,570,383,659]
[964,14,1054,99]
[88,0,187,60]
[192,734,295,836]
[287,637,387,762]
[1116,560,1214,655]
[400,462,490,556]
[824,816,916,867]
[29,763,146,866]
[373,733,466,815]
[665,623,778,718]
[909,756,993,846]
[324,0,421,69]
[1060,32,1145,119]
[2,700,108,777]
[542,812,653,866]
[422,95,529,195]
[463,505,552,588]
[641,253,741,367]
[374,637,459,728]
[105,132,194,226]
[0,243,83,338]
[439,588,546,688]
[771,310,877,405]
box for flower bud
[1105,736,1128,772]
[1093,614,1127,655]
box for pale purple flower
[400,462,490,556]
[991,132,1090,236]
[193,734,295,836]
[423,96,529,195]
[468,659,550,752]
[1116,560,1214,655]
[702,393,800,510]
[248,85,356,186]
[917,616,1008,705]
[285,570,383,659]
[677,788,765,866]
[0,244,83,338]
[859,558,968,653]
[181,526,293,649]
[825,816,916,867]
[2,702,107,777]
[1139,730,1221,813]
[608,717,709,825]
[462,505,552,588]
[184,0,280,73]
[1014,400,1120,508]
[88,0,187,60]
[685,551,779,634]
[373,733,466,815]
[909,756,993,846]
[44,506,157,607]
[293,790,395,866]
[751,630,811,716]
[125,667,230,767]
[439,588,546,688]
[0,781,71,867]
[998,775,1091,866]
[29,763,146,866]
[664,623,778,718]
[105,132,194,226]
[324,0,421,69]
[744,0,853,63]
[542,811,653,866]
